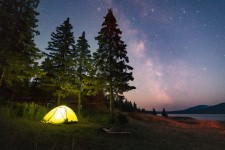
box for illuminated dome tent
[43,105,78,124]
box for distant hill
[168,102,225,114]
[184,105,210,111]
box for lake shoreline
[167,114,225,121]
[1,110,225,150]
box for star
[33,0,225,111]
[151,8,155,13]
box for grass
[0,103,225,150]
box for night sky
[34,0,225,111]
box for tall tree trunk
[110,80,112,115]
[0,66,5,86]
[78,60,82,116]
[78,91,81,115]
[57,94,61,106]
[109,44,113,115]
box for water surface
[168,114,225,121]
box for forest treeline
[0,0,137,114]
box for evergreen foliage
[0,101,49,120]
[153,108,157,116]
[75,31,92,114]
[0,6,138,116]
[162,108,168,117]
[41,18,77,105]
[0,0,42,87]
[141,108,146,113]
[113,98,137,112]
[134,102,137,110]
[94,8,135,115]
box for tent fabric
[42,105,78,124]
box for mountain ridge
[168,102,225,114]
[184,105,210,111]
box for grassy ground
[0,106,225,150]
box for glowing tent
[42,105,78,124]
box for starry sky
[34,0,225,111]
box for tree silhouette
[134,102,137,111]
[0,0,42,87]
[42,18,77,106]
[75,31,92,114]
[162,108,168,117]
[153,108,157,116]
[94,8,135,115]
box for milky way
[35,0,225,110]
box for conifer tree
[94,8,135,115]
[0,0,42,87]
[124,99,128,112]
[42,18,76,105]
[153,108,157,116]
[39,57,55,93]
[75,31,92,114]
[162,108,168,117]
[133,102,137,111]
[129,101,133,112]
[30,57,55,102]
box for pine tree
[75,31,92,114]
[118,98,124,111]
[39,57,56,95]
[0,0,42,87]
[162,108,168,117]
[94,8,135,115]
[124,99,128,112]
[42,18,77,106]
[129,101,133,112]
[133,102,137,111]
[153,108,157,116]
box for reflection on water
[167,114,225,121]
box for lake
[167,114,225,121]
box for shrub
[80,108,110,123]
[35,105,49,120]
[117,112,128,125]
[80,108,128,125]
[108,111,128,125]
[0,101,49,121]
[0,106,11,119]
